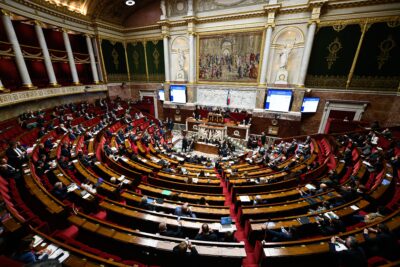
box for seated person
[158,221,183,238]
[317,217,346,236]
[219,231,238,243]
[80,180,97,194]
[174,203,196,218]
[12,235,51,264]
[0,158,21,180]
[363,224,399,261]
[194,223,218,241]
[329,236,367,267]
[171,241,198,266]
[138,196,154,211]
[262,226,296,242]
[52,182,68,200]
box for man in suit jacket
[363,224,398,261]
[174,203,196,218]
[159,222,184,238]
[329,236,367,267]
[0,158,21,180]
[194,224,218,241]
[6,142,26,168]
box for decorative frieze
[0,85,107,107]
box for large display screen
[264,89,293,112]
[158,89,165,101]
[170,85,186,104]
[301,97,320,113]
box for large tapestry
[101,39,128,82]
[306,24,361,88]
[146,40,165,82]
[127,41,146,81]
[198,31,262,83]
[352,22,400,91]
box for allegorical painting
[198,31,262,83]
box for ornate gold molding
[0,85,107,107]
[318,16,400,28]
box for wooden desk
[68,214,246,266]
[194,142,219,155]
[137,184,225,205]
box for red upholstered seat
[368,256,389,266]
[92,210,107,220]
[58,225,79,239]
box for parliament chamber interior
[0,0,399,267]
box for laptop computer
[220,217,232,229]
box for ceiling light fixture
[125,0,135,6]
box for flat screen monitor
[170,85,186,104]
[301,97,320,113]
[158,89,165,101]
[265,89,293,112]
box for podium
[198,124,225,142]
[207,112,224,124]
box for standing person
[182,137,188,153]
[261,132,267,146]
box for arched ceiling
[40,0,157,25]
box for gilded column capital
[265,23,275,29]
[308,19,320,25]
[308,0,327,22]
[1,9,12,17]
[33,20,45,27]
[84,33,93,38]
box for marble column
[34,21,58,87]
[1,11,34,88]
[86,35,99,84]
[92,38,104,82]
[62,29,80,85]
[259,25,273,86]
[153,92,159,119]
[188,33,195,83]
[297,21,317,87]
[163,35,171,83]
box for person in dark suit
[174,203,196,218]
[170,241,198,267]
[0,158,21,180]
[329,236,367,267]
[138,196,154,211]
[61,143,71,158]
[12,235,50,264]
[38,127,46,138]
[219,231,238,243]
[261,132,267,146]
[159,222,184,238]
[363,224,399,261]
[37,143,49,159]
[103,144,114,157]
[6,142,26,168]
[52,182,68,200]
[182,137,188,153]
[194,224,218,241]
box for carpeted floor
[218,171,258,267]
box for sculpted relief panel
[196,0,268,12]
[196,86,257,109]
